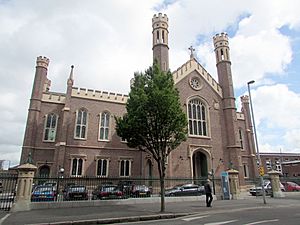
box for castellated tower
[21,56,50,163]
[152,13,169,72]
[213,33,242,173]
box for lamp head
[248,80,255,85]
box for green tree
[115,62,187,212]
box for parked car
[31,185,57,202]
[63,185,88,201]
[92,184,125,200]
[165,183,205,197]
[282,181,300,192]
[43,181,57,195]
[118,180,134,196]
[249,180,285,196]
[131,185,151,197]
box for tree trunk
[160,176,165,212]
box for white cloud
[1,0,300,166]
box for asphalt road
[117,200,300,225]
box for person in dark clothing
[204,179,213,207]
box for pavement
[1,192,300,225]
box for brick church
[20,13,258,185]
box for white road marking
[182,215,210,221]
[0,214,10,225]
[244,219,279,225]
[204,220,238,225]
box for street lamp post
[247,80,266,204]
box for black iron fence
[31,176,211,202]
[0,173,18,211]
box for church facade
[20,13,258,185]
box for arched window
[43,113,58,141]
[97,159,109,177]
[71,158,83,176]
[75,109,88,139]
[188,99,208,136]
[120,159,131,177]
[239,128,244,150]
[99,112,110,141]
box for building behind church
[20,13,261,185]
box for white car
[249,180,285,196]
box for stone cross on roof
[188,45,195,59]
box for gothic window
[71,158,83,176]
[96,159,108,177]
[120,159,131,177]
[243,164,249,178]
[43,113,58,142]
[75,109,88,139]
[239,129,244,150]
[188,99,208,136]
[162,30,165,43]
[99,112,110,141]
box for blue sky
[0,0,299,167]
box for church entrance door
[192,151,208,179]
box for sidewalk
[2,194,300,225]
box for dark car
[131,185,151,197]
[282,181,300,192]
[118,180,134,196]
[63,185,88,201]
[31,185,57,202]
[165,183,205,197]
[92,184,125,200]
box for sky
[0,0,299,168]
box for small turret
[152,13,169,71]
[67,65,74,86]
[36,56,50,69]
[213,33,230,63]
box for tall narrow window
[243,164,249,178]
[221,49,224,60]
[120,159,131,177]
[43,114,58,141]
[239,129,244,150]
[75,109,88,139]
[99,112,110,141]
[162,30,165,43]
[156,30,159,43]
[71,158,83,176]
[188,99,208,136]
[97,159,108,177]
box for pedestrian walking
[204,179,213,207]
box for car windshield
[102,186,117,191]
[34,186,53,192]
[69,186,85,192]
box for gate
[0,173,18,211]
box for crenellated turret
[21,56,50,164]
[152,13,169,72]
[213,33,230,63]
[213,33,241,175]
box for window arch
[71,158,83,176]
[188,98,208,136]
[43,113,58,141]
[74,109,88,139]
[99,111,110,141]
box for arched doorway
[39,165,50,178]
[192,151,208,179]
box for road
[118,202,300,225]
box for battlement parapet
[42,92,66,104]
[36,56,50,69]
[152,13,168,27]
[236,112,245,120]
[72,87,128,104]
[213,33,229,48]
[172,59,223,97]
[240,95,250,103]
